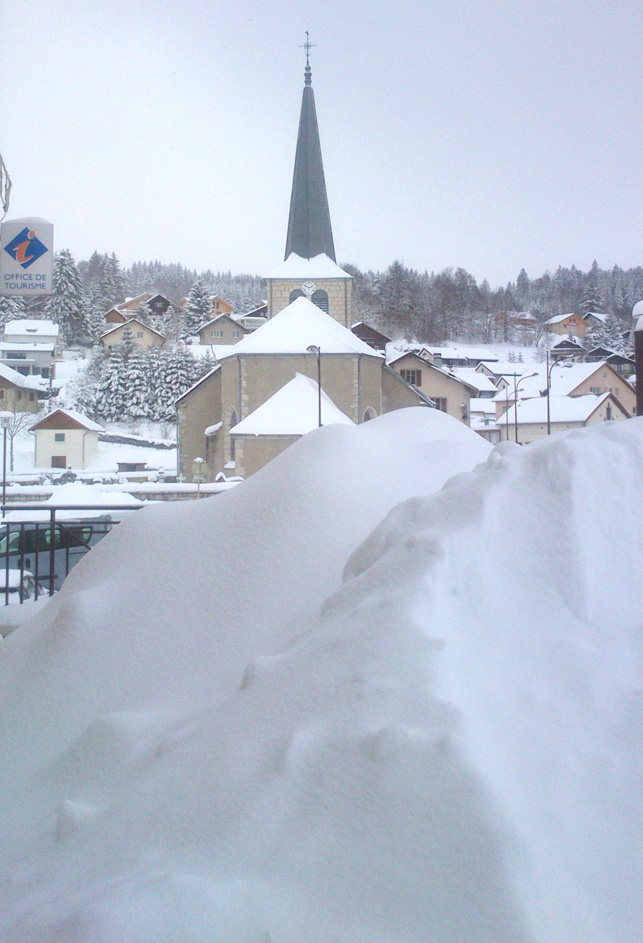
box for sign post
[1,217,53,297]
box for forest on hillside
[2,250,641,347]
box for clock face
[301,281,317,298]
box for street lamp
[0,411,12,518]
[510,372,537,444]
[545,350,573,435]
[306,345,322,427]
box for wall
[177,368,222,481]
[34,430,99,469]
[266,277,353,326]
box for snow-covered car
[0,570,46,604]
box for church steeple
[284,35,336,262]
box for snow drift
[1,410,642,943]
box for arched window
[362,407,377,422]
[312,289,329,313]
[289,289,304,304]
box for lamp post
[0,411,12,518]
[306,345,322,427]
[545,352,573,435]
[192,456,205,498]
[510,372,537,444]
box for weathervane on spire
[301,31,316,85]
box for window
[0,390,4,399]
[312,289,329,313]
[233,330,240,338]
[434,398,448,412]
[590,386,600,394]
[211,329,223,338]
[289,289,304,304]
[55,432,65,442]
[400,369,422,387]
[29,392,35,401]
[16,391,22,400]
[136,331,144,338]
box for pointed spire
[284,35,336,262]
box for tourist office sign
[0,217,53,296]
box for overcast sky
[1,0,642,287]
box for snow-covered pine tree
[0,295,26,329]
[125,345,150,421]
[46,249,88,343]
[184,279,212,337]
[100,254,126,307]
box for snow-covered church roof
[264,252,352,281]
[223,296,381,357]
[230,373,355,436]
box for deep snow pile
[1,411,642,942]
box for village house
[543,312,589,337]
[196,313,248,346]
[499,393,629,445]
[387,351,476,423]
[100,319,166,353]
[0,363,43,412]
[30,408,104,469]
[351,322,391,353]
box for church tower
[264,37,353,326]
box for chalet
[100,319,166,353]
[197,313,248,346]
[236,302,268,332]
[584,347,635,377]
[30,408,104,469]
[351,322,391,353]
[550,335,586,362]
[543,312,588,337]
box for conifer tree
[46,249,88,342]
[184,279,212,336]
[0,295,26,328]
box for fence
[0,505,142,605]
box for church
[177,47,429,481]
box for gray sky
[2,0,642,287]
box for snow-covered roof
[544,312,581,325]
[493,361,621,402]
[3,319,59,337]
[450,368,499,394]
[224,296,381,357]
[468,397,496,415]
[0,342,55,353]
[0,362,46,391]
[477,360,532,377]
[264,252,352,281]
[502,392,617,424]
[231,373,355,436]
[30,408,104,433]
[196,313,246,333]
[425,345,499,363]
[632,299,643,319]
[100,319,166,340]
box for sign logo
[4,227,48,270]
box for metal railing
[0,504,143,605]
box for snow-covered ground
[1,408,641,942]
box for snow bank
[1,412,641,942]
